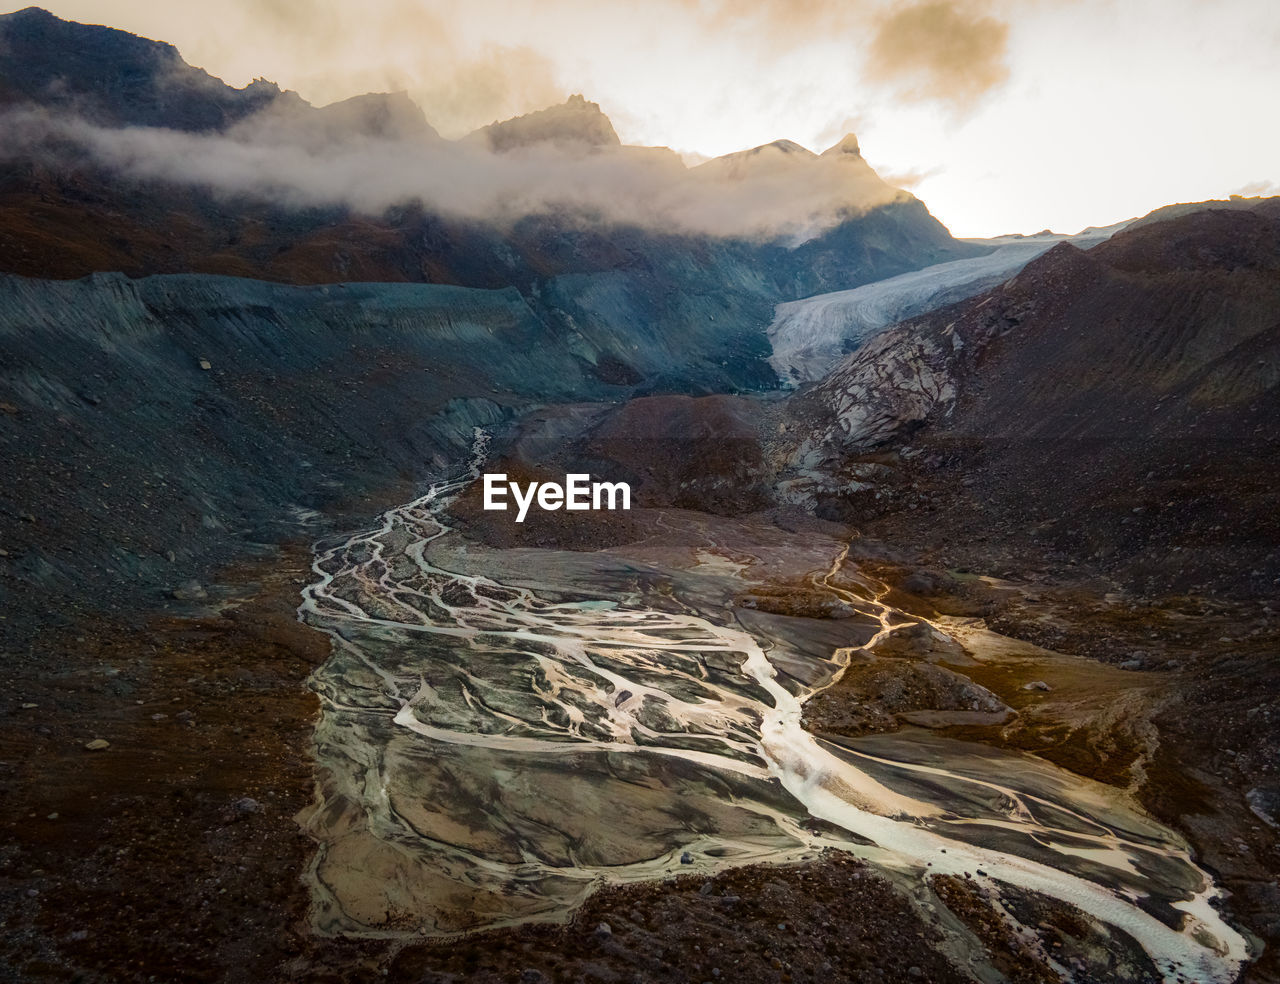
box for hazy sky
[36,0,1280,237]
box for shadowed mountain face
[0,6,284,130]
[0,161,972,298]
[0,268,782,644]
[0,7,440,142]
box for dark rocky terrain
[1,8,1278,984]
[0,6,286,131]
[0,273,592,647]
[789,200,1280,600]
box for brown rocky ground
[0,543,324,983]
[809,547,1280,983]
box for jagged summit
[821,133,862,158]
[467,93,621,153]
[1,7,885,181]
[693,133,897,217]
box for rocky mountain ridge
[468,93,621,152]
[0,7,984,294]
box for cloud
[679,0,865,44]
[40,0,1008,146]
[418,45,565,137]
[872,165,942,190]
[813,112,873,153]
[1231,179,1279,198]
[0,106,902,241]
[865,1,1010,113]
[45,0,570,139]
[243,0,569,137]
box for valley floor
[2,476,1276,984]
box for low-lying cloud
[1,106,902,240]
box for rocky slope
[760,203,1280,982]
[788,200,1280,599]
[0,270,647,646]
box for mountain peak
[821,133,862,158]
[468,94,620,154]
[315,91,438,141]
[725,139,817,159]
[5,6,54,21]
[694,139,819,180]
[762,139,813,156]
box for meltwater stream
[298,442,1247,981]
